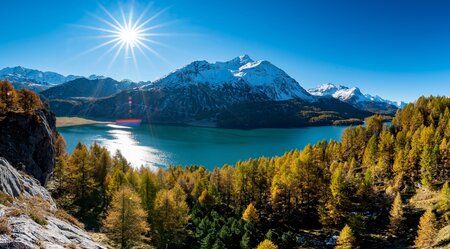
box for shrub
[0,192,13,206]
[29,207,48,226]
[7,207,25,217]
[0,217,11,235]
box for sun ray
[108,41,126,71]
[88,12,122,31]
[132,2,154,29]
[136,40,169,64]
[98,4,124,30]
[75,38,121,59]
[134,7,170,31]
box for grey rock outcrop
[0,157,105,249]
[0,109,56,186]
[0,157,55,208]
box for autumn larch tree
[335,224,357,249]
[16,87,43,112]
[388,192,404,236]
[103,186,149,248]
[414,209,437,248]
[0,80,17,112]
[255,239,278,249]
[438,182,450,222]
[243,203,259,223]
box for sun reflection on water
[95,124,169,170]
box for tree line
[49,95,450,248]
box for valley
[1,56,405,129]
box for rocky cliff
[0,109,56,186]
[0,157,105,248]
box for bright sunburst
[79,3,169,70]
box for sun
[119,27,139,47]
[79,3,169,69]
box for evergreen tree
[335,224,357,249]
[240,232,252,249]
[414,209,437,248]
[103,186,149,248]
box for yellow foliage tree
[103,186,149,248]
[16,87,42,112]
[0,80,17,112]
[153,186,189,248]
[388,192,404,235]
[438,182,450,222]
[255,239,278,249]
[243,203,259,223]
[414,209,437,248]
[335,224,357,249]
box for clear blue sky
[1,0,450,102]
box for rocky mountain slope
[0,157,105,248]
[308,83,407,114]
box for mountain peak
[308,83,406,109]
[238,54,253,64]
[150,56,313,101]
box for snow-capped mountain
[0,66,106,92]
[143,55,314,102]
[47,56,372,128]
[308,83,407,114]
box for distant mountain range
[1,56,407,128]
[0,66,107,92]
[308,83,407,114]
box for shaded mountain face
[308,83,407,114]
[41,77,140,99]
[47,56,371,128]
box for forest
[45,94,450,248]
[3,80,449,248]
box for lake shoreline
[56,117,113,128]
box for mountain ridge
[143,55,314,102]
[308,83,407,114]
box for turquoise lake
[58,124,349,170]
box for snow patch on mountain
[308,83,407,108]
[0,66,80,85]
[146,55,314,101]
